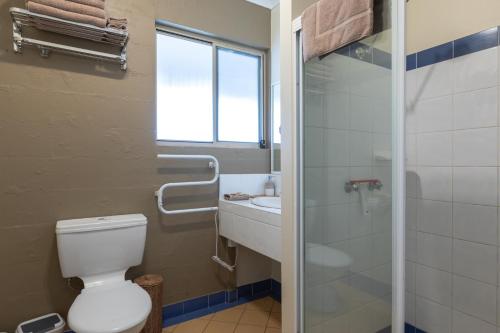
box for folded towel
[301,0,374,62]
[67,0,105,10]
[224,193,252,201]
[27,1,106,27]
[107,17,127,30]
[28,0,106,18]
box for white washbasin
[251,196,281,209]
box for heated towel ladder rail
[155,154,220,215]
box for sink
[251,196,281,209]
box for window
[156,30,264,145]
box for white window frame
[156,25,266,149]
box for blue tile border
[405,323,427,333]
[162,278,280,328]
[407,26,500,71]
[416,42,453,68]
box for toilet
[56,214,152,333]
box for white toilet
[56,214,152,333]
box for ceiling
[246,0,280,9]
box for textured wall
[0,0,270,330]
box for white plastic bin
[16,313,65,333]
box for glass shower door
[299,1,404,331]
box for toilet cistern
[56,214,152,333]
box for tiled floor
[162,296,281,333]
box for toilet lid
[68,281,152,333]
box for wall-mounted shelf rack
[9,7,129,70]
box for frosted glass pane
[217,48,260,142]
[156,33,213,142]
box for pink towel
[68,0,105,10]
[107,17,128,31]
[302,0,374,62]
[28,0,106,18]
[27,1,106,27]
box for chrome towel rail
[156,154,220,215]
[10,7,129,70]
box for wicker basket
[134,274,164,333]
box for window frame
[155,26,266,148]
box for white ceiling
[246,0,280,9]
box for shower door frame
[293,0,406,331]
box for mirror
[271,83,281,173]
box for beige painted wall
[0,0,270,330]
[407,0,500,53]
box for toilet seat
[68,280,152,333]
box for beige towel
[28,0,106,18]
[27,1,106,27]
[107,17,128,30]
[224,193,252,201]
[68,0,105,10]
[301,0,373,62]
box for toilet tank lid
[56,214,147,234]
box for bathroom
[0,0,499,332]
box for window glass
[156,33,213,142]
[217,48,261,143]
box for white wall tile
[454,87,498,130]
[415,60,454,99]
[406,197,417,231]
[452,310,497,333]
[453,47,498,93]
[406,229,417,262]
[417,132,453,166]
[453,275,497,324]
[416,264,452,306]
[406,260,416,293]
[305,167,326,207]
[305,91,325,127]
[406,134,417,166]
[325,91,349,130]
[406,69,418,108]
[372,99,391,134]
[305,127,325,167]
[349,131,373,166]
[325,129,349,167]
[406,167,419,198]
[406,292,416,326]
[325,167,350,205]
[349,95,373,132]
[417,232,452,271]
[453,128,498,166]
[453,239,497,285]
[305,206,325,245]
[416,296,452,333]
[323,204,350,243]
[349,202,372,238]
[347,236,373,273]
[453,203,498,245]
[416,95,453,133]
[417,167,453,201]
[417,199,452,236]
[453,167,498,206]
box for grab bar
[156,154,220,215]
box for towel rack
[156,154,220,215]
[10,7,129,70]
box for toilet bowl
[56,214,152,333]
[69,281,151,333]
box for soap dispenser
[264,176,275,196]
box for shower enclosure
[296,0,406,332]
